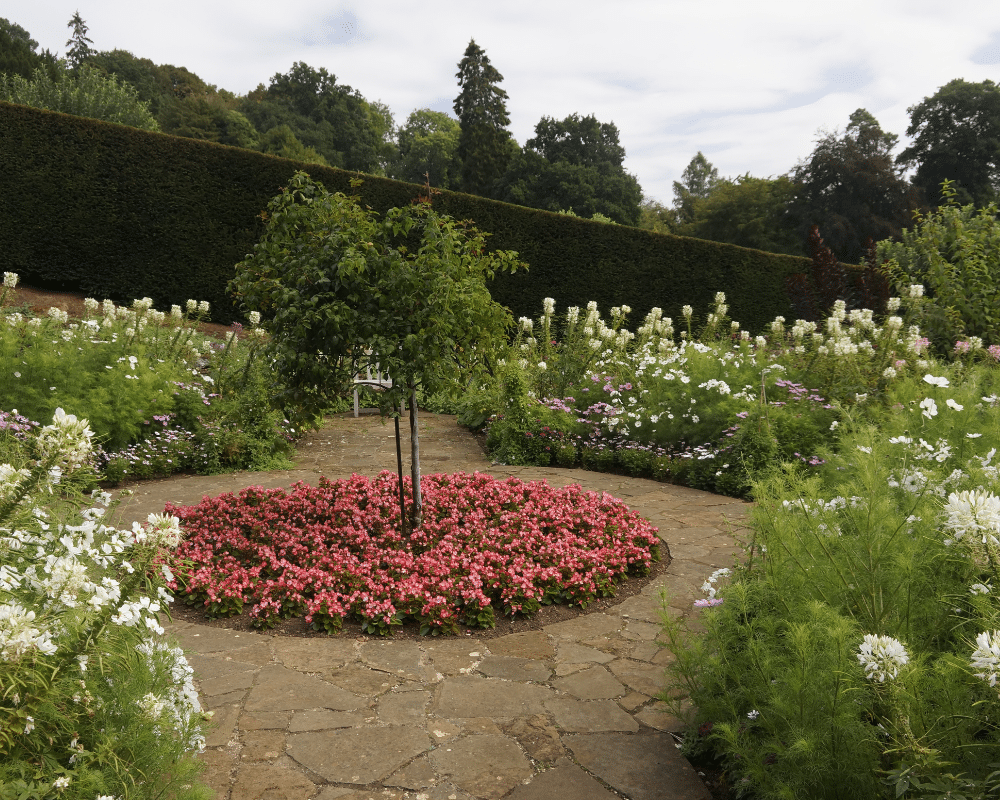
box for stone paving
[114,412,749,800]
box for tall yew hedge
[1,101,811,330]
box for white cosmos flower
[858,634,909,682]
[946,399,964,411]
[920,398,938,419]
[923,374,950,387]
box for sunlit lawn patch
[167,471,661,636]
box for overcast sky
[13,1,1000,204]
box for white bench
[353,359,392,417]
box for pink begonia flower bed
[167,470,660,636]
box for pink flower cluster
[166,471,660,635]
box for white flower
[3,272,18,288]
[144,513,183,548]
[682,305,693,318]
[923,374,950,388]
[946,398,964,411]
[908,284,924,298]
[971,630,1000,687]
[747,709,760,720]
[518,316,533,333]
[198,301,210,314]
[537,361,546,371]
[858,634,909,682]
[887,297,901,312]
[248,311,261,326]
[942,489,1000,544]
[35,408,94,467]
[882,366,897,379]
[186,299,198,314]
[171,304,183,319]
[970,583,992,595]
[830,420,839,430]
[919,398,938,419]
[542,297,555,316]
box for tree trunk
[409,384,422,527]
[394,402,407,537]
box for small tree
[230,172,524,526]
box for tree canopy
[790,109,919,263]
[238,62,384,173]
[0,18,56,79]
[231,172,523,523]
[454,39,513,196]
[496,113,643,225]
[675,174,801,255]
[0,64,159,130]
[898,79,1000,207]
[672,152,721,225]
[390,108,462,188]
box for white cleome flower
[35,409,94,467]
[942,489,1000,544]
[971,630,1000,687]
[858,634,909,682]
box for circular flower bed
[167,471,661,636]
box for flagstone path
[115,413,748,800]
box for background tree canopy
[496,113,643,225]
[790,109,919,264]
[389,108,462,188]
[898,78,1000,207]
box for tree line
[3,14,999,260]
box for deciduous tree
[390,108,462,188]
[0,64,158,130]
[496,113,643,224]
[672,152,721,225]
[791,109,919,263]
[898,79,1000,207]
[676,175,801,255]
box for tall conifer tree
[65,11,94,70]
[453,39,512,197]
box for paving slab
[546,697,640,733]
[477,655,551,682]
[244,664,365,712]
[229,761,315,800]
[506,762,621,799]
[428,733,533,800]
[287,726,430,784]
[552,665,627,700]
[434,675,555,718]
[565,732,711,800]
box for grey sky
[14,1,1000,204]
